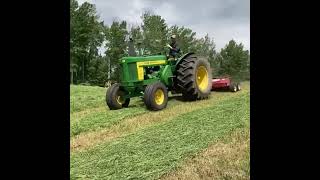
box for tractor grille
[127,63,138,81]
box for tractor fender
[175,52,195,67]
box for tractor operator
[167,35,180,59]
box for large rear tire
[176,55,212,101]
[106,83,130,110]
[144,82,168,111]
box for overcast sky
[77,0,250,52]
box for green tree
[70,0,104,84]
[193,34,216,76]
[129,26,144,55]
[168,25,198,54]
[87,56,109,86]
[218,40,250,81]
[141,12,168,55]
[105,20,128,82]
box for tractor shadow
[128,88,236,108]
[168,95,186,102]
[129,99,148,108]
[129,95,187,108]
[167,90,231,102]
[211,89,231,92]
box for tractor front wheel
[106,83,130,110]
[144,82,168,111]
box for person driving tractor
[167,34,180,59]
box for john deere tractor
[106,43,212,111]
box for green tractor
[106,42,212,111]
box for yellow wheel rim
[154,89,165,105]
[196,66,209,92]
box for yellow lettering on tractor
[136,60,166,80]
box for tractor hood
[120,55,166,64]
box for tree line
[70,0,250,86]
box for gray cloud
[78,0,250,51]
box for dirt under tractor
[106,43,212,111]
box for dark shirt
[169,42,180,57]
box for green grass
[70,85,107,113]
[70,92,250,179]
[161,128,250,180]
[70,85,185,137]
[71,106,147,137]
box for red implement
[212,77,231,89]
[211,77,240,92]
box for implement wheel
[236,83,241,91]
[230,83,237,92]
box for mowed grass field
[70,82,250,180]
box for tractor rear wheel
[106,83,130,110]
[176,55,212,101]
[144,82,168,111]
